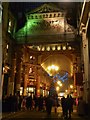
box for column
[23,65,28,96]
[15,46,23,94]
[16,55,22,94]
[0,3,2,99]
[36,67,41,97]
[82,28,89,102]
[8,58,16,95]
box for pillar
[82,27,89,102]
[7,58,16,95]
[15,46,23,94]
[0,3,2,99]
[23,65,28,96]
[36,67,40,97]
[16,56,22,94]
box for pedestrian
[38,95,43,111]
[45,95,54,116]
[21,96,26,111]
[33,95,38,111]
[61,96,66,118]
[65,94,74,119]
[26,95,32,110]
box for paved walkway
[1,106,89,120]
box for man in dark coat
[45,95,54,116]
[65,94,74,119]
[61,96,66,117]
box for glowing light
[37,46,41,51]
[57,81,61,85]
[42,47,45,51]
[60,83,62,87]
[47,65,59,71]
[74,90,77,92]
[63,46,66,50]
[71,64,73,77]
[30,56,33,59]
[52,46,55,51]
[52,65,55,69]
[68,46,72,50]
[47,66,51,71]
[65,90,68,92]
[56,86,59,91]
[57,46,61,50]
[7,44,8,49]
[70,85,73,89]
[47,46,50,51]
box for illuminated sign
[53,72,68,83]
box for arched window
[49,14,52,18]
[31,15,33,19]
[54,14,56,17]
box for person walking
[26,95,32,110]
[38,95,44,111]
[65,94,74,119]
[45,95,54,116]
[61,96,66,118]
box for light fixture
[56,86,59,91]
[30,56,33,59]
[47,65,59,71]
[68,46,72,50]
[37,46,41,51]
[57,46,61,50]
[57,81,61,85]
[47,46,50,51]
[42,47,45,51]
[52,46,55,51]
[63,46,66,50]
[7,44,8,49]
[70,85,73,89]
[60,83,62,87]
[65,90,68,92]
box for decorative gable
[26,3,61,14]
[15,3,76,44]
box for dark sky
[9,2,78,17]
[9,2,45,17]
